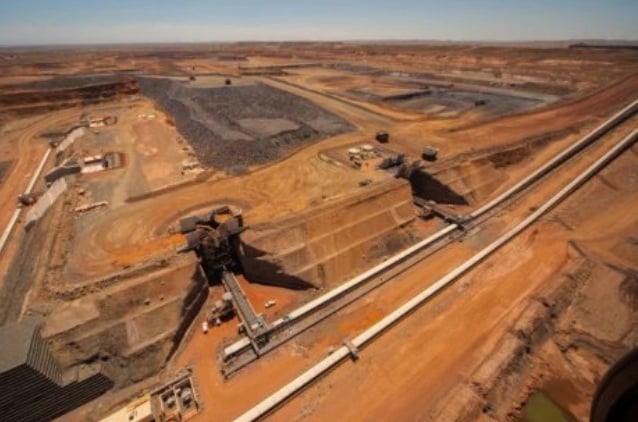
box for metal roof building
[0,317,113,422]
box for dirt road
[0,109,81,283]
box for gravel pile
[137,77,354,170]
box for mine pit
[0,43,636,422]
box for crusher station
[178,206,270,350]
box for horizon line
[2,37,638,49]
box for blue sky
[0,0,636,45]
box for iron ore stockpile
[137,77,354,171]
[0,42,637,422]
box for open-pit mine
[0,42,637,422]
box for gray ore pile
[137,77,354,171]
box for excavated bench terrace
[239,179,417,289]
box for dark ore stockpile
[137,77,355,171]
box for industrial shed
[0,318,113,422]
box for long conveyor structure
[220,270,268,346]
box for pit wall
[239,179,417,289]
[409,156,508,206]
[42,255,207,388]
[410,129,577,206]
[0,80,139,122]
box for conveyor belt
[221,271,266,339]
